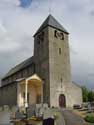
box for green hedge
[84,114,94,123]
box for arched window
[60,32,64,40]
[54,30,57,38]
[59,48,62,54]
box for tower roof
[34,14,69,36]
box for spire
[34,14,69,36]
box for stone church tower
[34,14,82,107]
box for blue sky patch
[20,0,32,8]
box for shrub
[84,114,94,123]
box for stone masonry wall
[0,83,17,107]
[34,27,50,105]
[48,27,72,107]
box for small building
[0,14,82,108]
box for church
[0,15,82,108]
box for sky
[0,0,94,89]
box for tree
[88,91,94,102]
[82,86,89,102]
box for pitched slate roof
[34,14,69,36]
[3,56,34,79]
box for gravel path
[56,111,65,125]
[62,109,88,125]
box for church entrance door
[59,94,66,108]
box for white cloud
[0,21,7,33]
[0,0,20,6]
[0,38,21,52]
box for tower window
[54,30,64,40]
[54,30,57,38]
[61,78,63,88]
[59,48,62,54]
[60,33,64,40]
[61,78,63,83]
